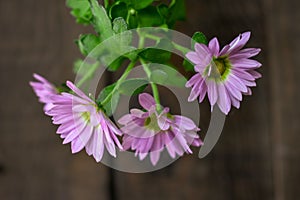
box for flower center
[213,57,227,75]
[144,114,161,132]
[205,56,231,81]
[81,112,91,123]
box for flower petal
[209,37,220,56]
[139,93,156,110]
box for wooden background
[0,0,299,199]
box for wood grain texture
[263,0,300,199]
[0,0,110,199]
[0,0,299,200]
[114,0,274,200]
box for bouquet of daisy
[30,0,261,172]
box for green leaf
[109,2,128,20]
[98,83,116,102]
[119,0,154,10]
[107,56,126,71]
[113,17,128,33]
[149,64,186,87]
[183,59,195,72]
[138,6,164,27]
[67,0,93,24]
[76,34,101,56]
[118,78,149,95]
[57,83,70,93]
[167,0,186,27]
[89,0,113,40]
[139,48,171,63]
[150,70,168,85]
[97,83,119,116]
[139,39,172,63]
[192,32,208,46]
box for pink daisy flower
[47,81,123,162]
[30,73,58,112]
[186,32,262,115]
[118,93,202,166]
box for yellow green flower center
[144,113,173,132]
[144,114,160,132]
[205,56,232,82]
[81,112,91,123]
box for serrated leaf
[192,32,208,46]
[183,59,195,72]
[118,78,149,95]
[67,0,93,24]
[113,17,128,33]
[112,18,132,50]
[89,0,113,40]
[76,34,101,56]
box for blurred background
[0,0,299,199]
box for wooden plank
[263,0,300,199]
[114,0,274,199]
[0,0,110,199]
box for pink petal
[206,81,218,106]
[139,93,156,110]
[174,115,197,130]
[228,32,251,54]
[118,114,132,125]
[231,58,262,69]
[158,116,170,130]
[186,52,202,65]
[209,37,220,56]
[217,84,231,115]
[185,73,201,88]
[66,81,93,103]
[229,48,261,59]
[150,150,161,166]
[227,74,248,93]
[188,79,202,102]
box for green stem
[100,60,136,105]
[140,58,162,112]
[138,33,162,112]
[144,34,161,41]
[171,42,191,54]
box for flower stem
[171,42,191,54]
[100,60,136,106]
[138,33,162,112]
[140,58,162,112]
